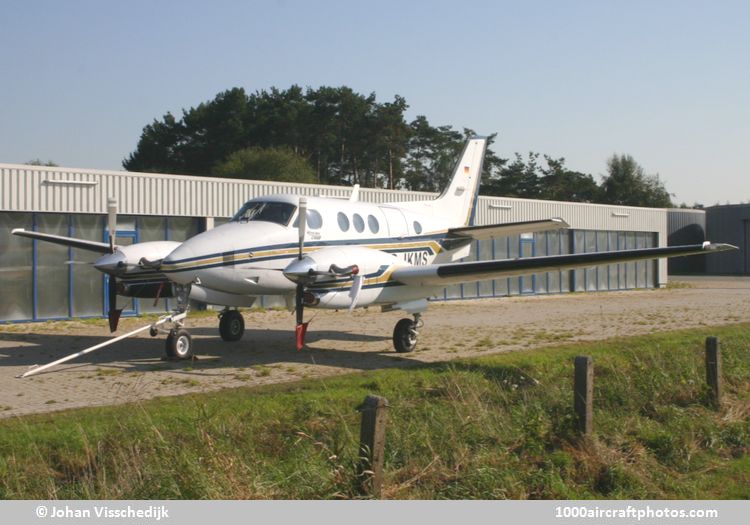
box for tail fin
[434,137,487,226]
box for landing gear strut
[159,284,193,360]
[219,309,245,342]
[393,313,422,353]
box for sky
[0,0,747,206]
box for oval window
[337,212,350,232]
[367,215,379,234]
[307,209,323,229]
[413,221,423,234]
[353,213,365,233]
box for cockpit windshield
[230,201,297,226]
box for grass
[0,323,749,499]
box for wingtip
[702,242,738,252]
[11,228,26,234]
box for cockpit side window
[230,201,297,226]
[292,208,324,230]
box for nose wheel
[166,328,193,359]
[393,314,422,353]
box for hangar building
[1,162,672,323]
[705,205,750,275]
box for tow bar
[16,311,188,379]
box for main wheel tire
[393,318,418,353]
[219,310,245,342]
[165,328,194,359]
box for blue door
[519,236,536,294]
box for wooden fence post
[357,394,389,498]
[574,356,594,436]
[705,336,722,408]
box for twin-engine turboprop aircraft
[12,137,736,369]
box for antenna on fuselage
[348,184,360,202]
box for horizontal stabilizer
[12,228,112,253]
[448,218,570,241]
[392,243,737,287]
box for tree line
[123,85,673,208]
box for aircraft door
[520,234,535,294]
[379,207,409,238]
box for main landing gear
[392,313,423,353]
[219,309,245,342]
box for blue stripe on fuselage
[162,233,449,273]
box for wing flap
[12,228,112,253]
[391,243,737,287]
[447,218,570,241]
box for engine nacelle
[117,280,177,298]
[289,246,401,310]
[94,241,181,276]
[304,246,398,280]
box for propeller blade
[297,197,307,260]
[294,197,309,350]
[107,197,117,254]
[348,274,364,312]
[295,283,308,351]
[107,276,122,332]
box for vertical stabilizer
[434,137,487,226]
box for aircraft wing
[12,228,113,253]
[391,242,737,287]
[447,218,570,241]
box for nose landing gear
[159,284,194,360]
[166,328,193,359]
[392,313,423,353]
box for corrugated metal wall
[705,205,750,275]
[667,209,707,274]
[2,163,665,229]
[0,164,433,217]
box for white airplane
[12,137,736,367]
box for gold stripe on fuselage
[162,238,445,272]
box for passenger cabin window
[367,215,379,234]
[353,213,365,233]
[231,201,296,226]
[413,221,422,234]
[337,212,350,232]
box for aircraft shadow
[0,328,415,378]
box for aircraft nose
[162,244,195,284]
[94,252,126,274]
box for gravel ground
[1,275,749,418]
